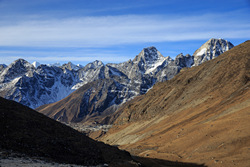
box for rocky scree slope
[36,39,233,125]
[0,97,139,167]
[99,40,250,167]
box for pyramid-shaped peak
[11,59,33,68]
[134,46,164,64]
[0,59,34,82]
[194,38,234,54]
[13,58,29,64]
[142,46,162,57]
[193,38,234,66]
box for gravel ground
[0,150,108,167]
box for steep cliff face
[99,41,250,167]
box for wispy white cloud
[0,49,130,65]
[0,12,249,48]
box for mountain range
[0,38,233,125]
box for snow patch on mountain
[71,81,87,90]
[193,38,234,66]
[32,61,41,68]
[196,48,207,56]
[145,58,166,74]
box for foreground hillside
[0,97,139,167]
[98,40,250,167]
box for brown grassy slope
[99,40,250,167]
[0,97,139,167]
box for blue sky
[0,0,250,66]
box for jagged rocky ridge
[1,38,233,123]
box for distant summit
[132,46,167,74]
[0,59,34,83]
[193,38,234,66]
[133,46,164,64]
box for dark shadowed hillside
[0,97,139,167]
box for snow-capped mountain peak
[134,46,164,64]
[193,38,234,66]
[132,46,168,75]
[0,59,34,83]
